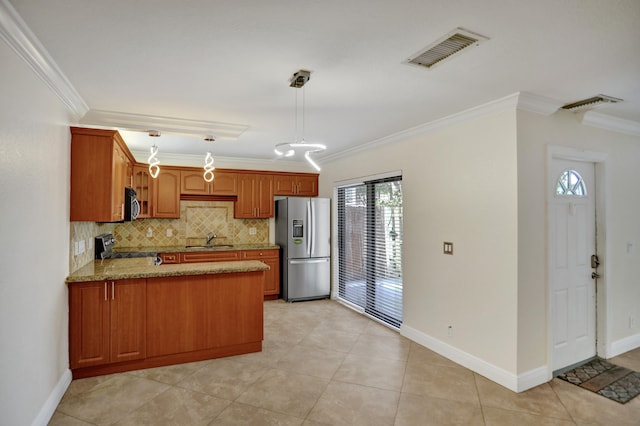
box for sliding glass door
[337,176,403,328]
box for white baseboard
[31,368,71,426]
[400,324,549,393]
[609,333,640,359]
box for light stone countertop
[66,257,270,283]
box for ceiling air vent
[562,94,622,112]
[406,28,488,69]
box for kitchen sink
[185,245,234,249]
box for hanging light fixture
[203,151,215,183]
[147,130,161,178]
[274,70,326,171]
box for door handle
[290,258,329,265]
[591,272,600,279]
[591,254,600,269]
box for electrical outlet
[78,240,85,254]
[166,228,173,237]
[447,325,453,337]
[630,316,637,329]
[249,227,257,235]
[146,227,153,238]
[73,241,79,256]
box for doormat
[557,358,640,404]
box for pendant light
[204,151,215,182]
[274,70,326,171]
[147,130,161,178]
[203,135,216,182]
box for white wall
[517,110,640,369]
[319,101,640,391]
[0,41,72,425]
[319,107,520,376]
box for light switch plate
[443,242,454,255]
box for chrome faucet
[205,232,217,245]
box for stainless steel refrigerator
[276,197,331,302]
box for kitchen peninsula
[66,257,269,379]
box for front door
[550,158,597,371]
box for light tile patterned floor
[50,299,640,425]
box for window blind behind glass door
[338,177,403,328]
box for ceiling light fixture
[274,70,326,171]
[203,152,215,183]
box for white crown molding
[516,92,563,116]
[129,150,312,172]
[580,111,640,137]
[81,110,249,140]
[0,0,88,120]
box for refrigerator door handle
[290,258,329,265]
[306,200,312,256]
[310,200,315,257]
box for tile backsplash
[69,200,269,273]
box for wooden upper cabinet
[133,165,153,218]
[181,170,210,195]
[153,168,181,218]
[211,171,238,195]
[234,173,274,218]
[70,127,135,222]
[181,169,238,196]
[273,173,318,196]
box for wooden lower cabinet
[146,275,209,357]
[69,279,146,369]
[241,249,280,298]
[69,271,264,378]
[146,273,263,357]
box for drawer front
[158,253,180,264]
[181,251,240,263]
[241,249,279,260]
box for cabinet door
[241,249,280,296]
[133,166,153,218]
[111,142,127,221]
[69,282,110,369]
[181,170,210,195]
[146,275,209,357]
[273,175,296,196]
[207,271,264,348]
[234,174,257,218]
[255,174,274,218]
[210,171,238,195]
[153,169,180,218]
[110,279,146,363]
[295,175,318,196]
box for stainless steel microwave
[124,187,140,221]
